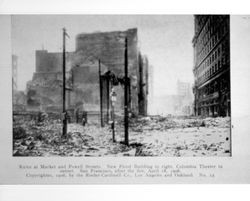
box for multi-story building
[75,28,147,115]
[26,28,149,117]
[26,50,74,111]
[192,15,230,117]
[175,80,193,116]
[177,80,192,98]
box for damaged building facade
[74,28,149,117]
[26,28,149,119]
[192,15,230,117]
[26,50,74,112]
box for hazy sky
[12,15,194,96]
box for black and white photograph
[12,15,231,157]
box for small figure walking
[82,111,87,126]
[75,108,79,123]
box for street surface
[13,116,231,157]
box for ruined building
[26,28,149,118]
[147,64,154,115]
[74,28,148,117]
[192,15,230,117]
[138,54,149,116]
[26,50,74,111]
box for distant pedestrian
[75,108,79,123]
[82,111,87,126]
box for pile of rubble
[129,116,177,132]
[13,113,231,157]
[129,116,230,133]
[13,116,62,156]
[13,115,138,157]
[202,117,230,128]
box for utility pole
[62,28,68,138]
[124,37,129,146]
[107,79,110,123]
[99,59,104,127]
[110,87,117,142]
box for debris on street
[13,115,231,157]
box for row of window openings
[196,41,229,76]
[197,58,227,84]
[196,49,222,76]
[197,53,221,76]
[197,16,228,47]
[195,24,228,64]
[197,21,227,51]
[195,16,225,39]
[196,35,227,67]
